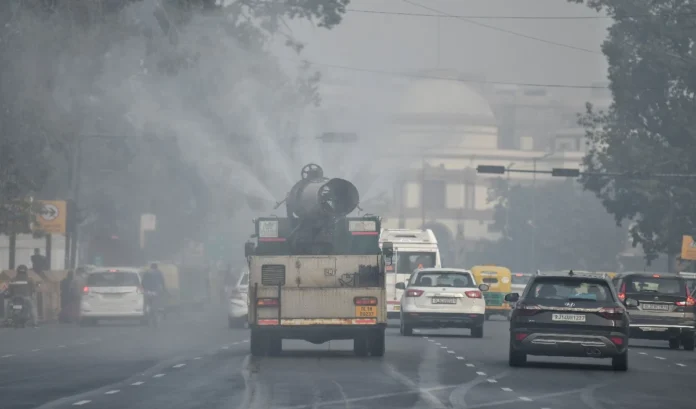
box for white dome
[399,74,496,121]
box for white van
[379,229,441,318]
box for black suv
[505,271,631,371]
[612,273,696,350]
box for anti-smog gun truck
[244,164,394,357]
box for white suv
[227,269,249,328]
[397,268,489,338]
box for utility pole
[421,157,427,227]
[531,153,554,272]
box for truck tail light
[257,298,279,307]
[354,297,378,305]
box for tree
[0,0,350,260]
[567,1,696,265]
[467,179,626,271]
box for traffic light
[476,165,506,175]
[551,168,580,177]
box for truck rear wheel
[269,336,283,356]
[354,335,369,357]
[369,329,385,357]
[250,329,268,357]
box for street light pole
[531,152,553,272]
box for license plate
[355,306,377,317]
[642,303,670,311]
[552,313,586,322]
[393,305,400,311]
[432,297,457,305]
[12,305,22,310]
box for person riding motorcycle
[7,265,38,327]
[141,263,167,318]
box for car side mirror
[504,293,519,302]
[382,241,394,265]
[478,284,490,292]
[624,298,639,308]
[395,282,406,290]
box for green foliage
[467,179,626,271]
[566,0,696,262]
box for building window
[422,179,446,210]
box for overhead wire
[400,0,601,54]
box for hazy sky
[283,0,610,91]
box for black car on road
[612,273,696,350]
[505,271,632,371]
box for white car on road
[227,269,249,328]
[79,267,146,326]
[397,268,489,338]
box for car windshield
[87,272,140,287]
[528,278,613,302]
[625,276,684,295]
[413,272,474,288]
[512,274,532,285]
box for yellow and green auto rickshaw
[471,264,513,320]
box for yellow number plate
[393,305,401,311]
[355,306,377,317]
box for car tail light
[354,296,378,305]
[675,296,696,307]
[405,289,424,297]
[514,333,528,341]
[515,303,542,316]
[610,336,624,346]
[82,286,90,294]
[257,298,279,307]
[618,282,626,302]
[465,290,482,299]
[598,307,624,320]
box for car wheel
[354,335,369,357]
[471,326,484,338]
[400,316,413,336]
[508,343,526,367]
[369,329,386,357]
[682,336,695,351]
[612,351,628,371]
[669,338,681,349]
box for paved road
[3,314,695,409]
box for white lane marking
[456,356,465,360]
[435,343,441,346]
[153,373,165,378]
[487,379,497,383]
[501,387,513,392]
[476,371,486,376]
[58,345,66,348]
[222,346,229,349]
[519,396,532,401]
[32,349,41,352]
[105,390,120,395]
[73,400,91,406]
[638,352,647,355]
[131,381,144,386]
[1,354,14,358]
[384,364,447,409]
[466,363,475,367]
[173,363,186,368]
[676,363,686,367]
[232,342,239,345]
[440,346,448,349]
[655,356,666,360]
[242,340,249,343]
[423,336,429,339]
[447,350,455,354]
[194,357,201,360]
[428,339,435,342]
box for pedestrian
[59,270,76,323]
[31,248,48,279]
